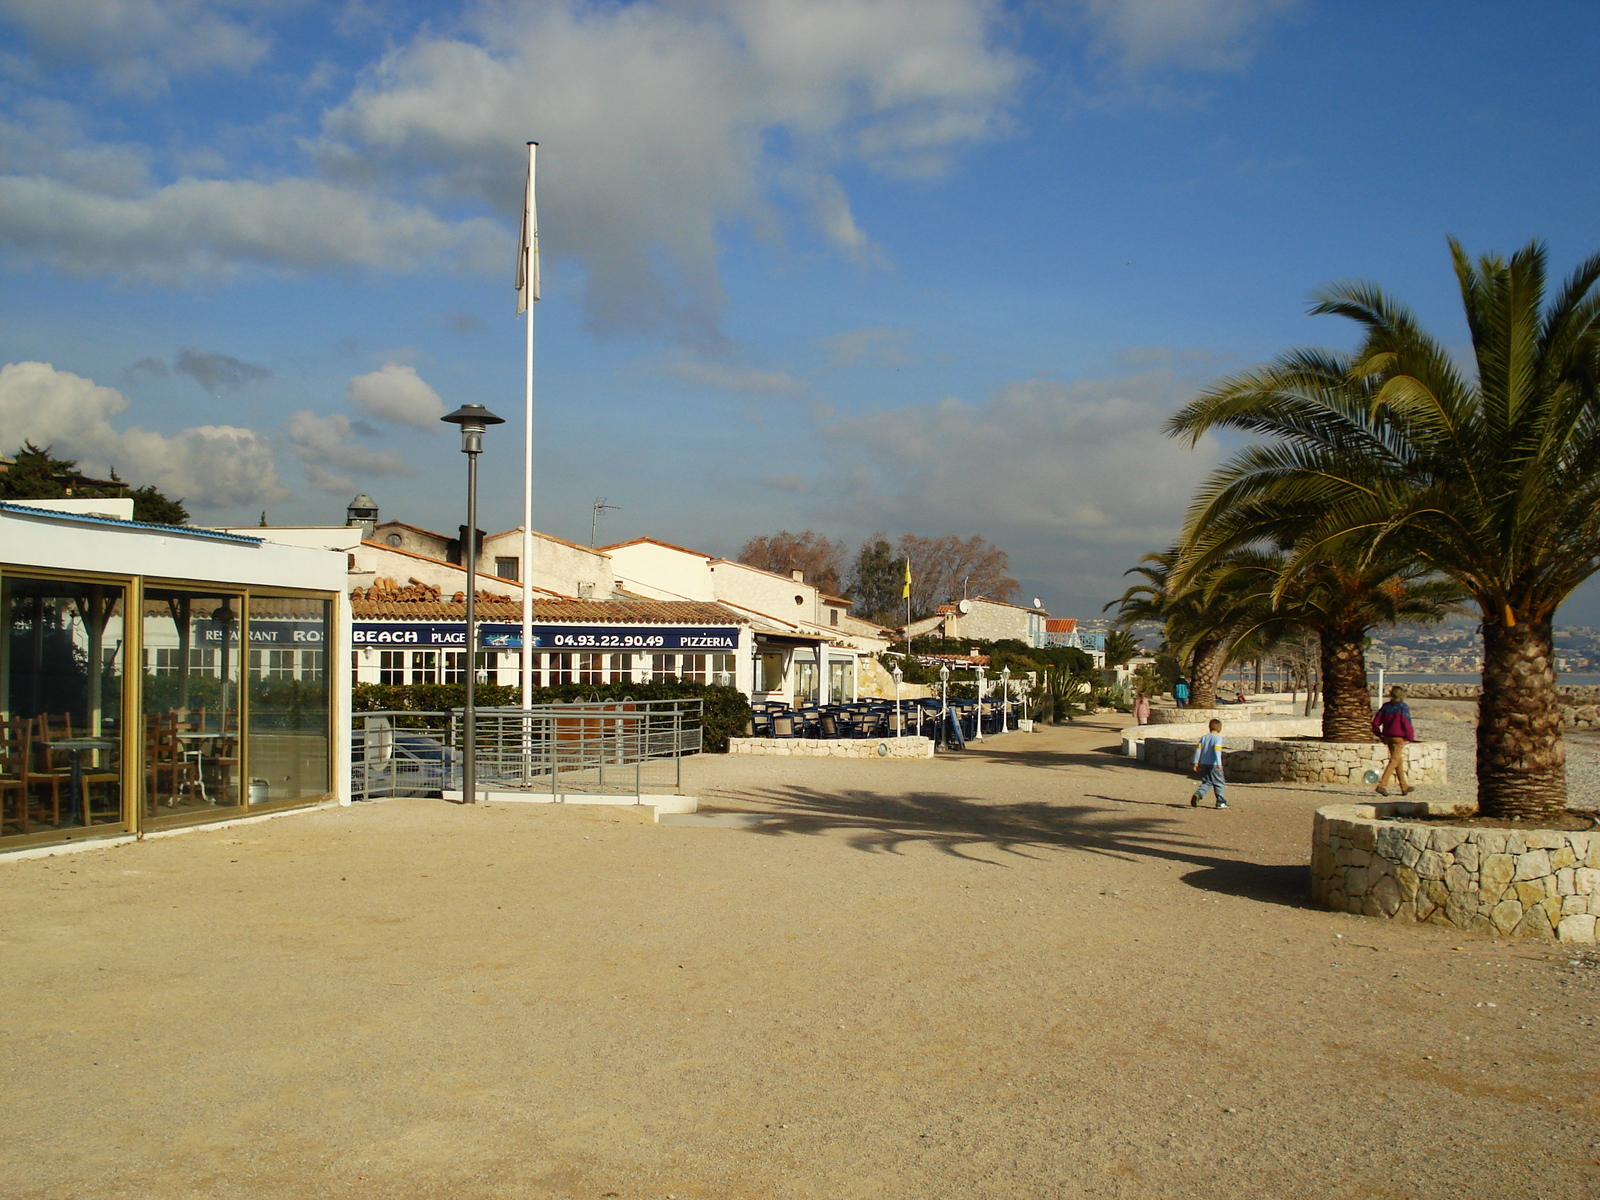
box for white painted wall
[605,540,715,601]
[480,528,615,598]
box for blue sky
[4,0,1600,623]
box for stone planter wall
[727,736,935,758]
[1312,801,1600,944]
[1121,717,1321,755]
[1141,737,1447,786]
[1145,702,1293,726]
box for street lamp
[1000,665,1011,731]
[939,663,950,746]
[441,402,505,803]
[892,664,904,738]
[974,663,986,741]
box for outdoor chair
[144,716,197,813]
[27,714,72,827]
[1,719,32,835]
[770,713,797,738]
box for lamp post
[973,663,986,741]
[892,664,903,738]
[441,402,505,803]
[1000,665,1011,732]
[939,663,950,746]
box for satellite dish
[1032,597,1044,609]
[957,599,972,614]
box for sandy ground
[1,716,1597,1200]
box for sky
[3,0,1600,623]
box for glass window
[443,651,467,684]
[410,650,438,684]
[795,659,817,702]
[829,659,854,701]
[651,653,677,680]
[679,653,707,683]
[494,557,519,581]
[757,651,785,693]
[246,596,331,806]
[2,575,127,839]
[142,588,242,817]
[712,654,736,687]
[379,650,405,685]
[610,653,633,684]
[578,652,604,684]
[549,652,573,685]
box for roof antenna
[591,497,620,547]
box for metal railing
[350,698,703,802]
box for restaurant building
[1,500,350,854]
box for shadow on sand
[713,783,1311,909]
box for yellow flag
[901,558,911,600]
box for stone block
[1468,913,1497,936]
[1576,867,1600,896]
[1557,913,1597,944]
[1427,880,1451,909]
[1550,845,1578,871]
[1429,827,1467,853]
[1557,867,1575,895]
[1399,842,1422,869]
[1563,895,1588,916]
[1515,880,1548,909]
[1490,898,1524,935]
[1415,891,1436,921]
[1514,849,1553,881]
[1393,864,1419,900]
[1453,841,1479,873]
[1345,868,1368,898]
[1481,853,1516,895]
[1414,850,1447,881]
[1524,831,1566,851]
[1353,824,1378,852]
[1444,863,1472,894]
[1506,831,1528,855]
[1376,826,1409,857]
[1514,904,1555,939]
[1476,830,1507,856]
[1445,892,1478,928]
[1361,893,1384,918]
[1371,874,1403,916]
[1325,888,1345,911]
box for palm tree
[1108,549,1257,709]
[1102,628,1143,669]
[1201,550,1463,742]
[1168,239,1600,820]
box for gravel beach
[0,716,1595,1199]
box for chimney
[791,569,804,582]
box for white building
[2,499,350,855]
[903,596,1049,648]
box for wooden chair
[27,714,70,828]
[144,715,196,813]
[1,719,32,836]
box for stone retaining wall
[727,736,935,758]
[1312,801,1599,943]
[1385,682,1600,709]
[1121,717,1321,754]
[1142,737,1447,786]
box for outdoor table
[52,737,117,826]
[175,732,226,803]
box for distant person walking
[1191,718,1228,808]
[1133,691,1151,725]
[1173,677,1190,708]
[1372,686,1416,796]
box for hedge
[350,679,751,752]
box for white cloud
[317,0,1021,336]
[1076,0,1299,70]
[0,360,284,508]
[812,370,1221,606]
[661,359,808,398]
[822,327,912,369]
[0,174,501,283]
[0,0,271,95]
[346,362,445,429]
[286,409,408,494]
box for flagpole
[519,141,539,708]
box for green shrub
[351,679,751,752]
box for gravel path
[0,719,1595,1199]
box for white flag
[515,142,539,313]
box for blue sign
[353,623,739,651]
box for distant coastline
[1382,671,1600,687]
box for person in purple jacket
[1371,685,1416,796]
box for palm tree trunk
[1478,615,1566,820]
[1319,627,1375,742]
[1189,639,1225,708]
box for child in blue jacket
[1191,718,1228,809]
